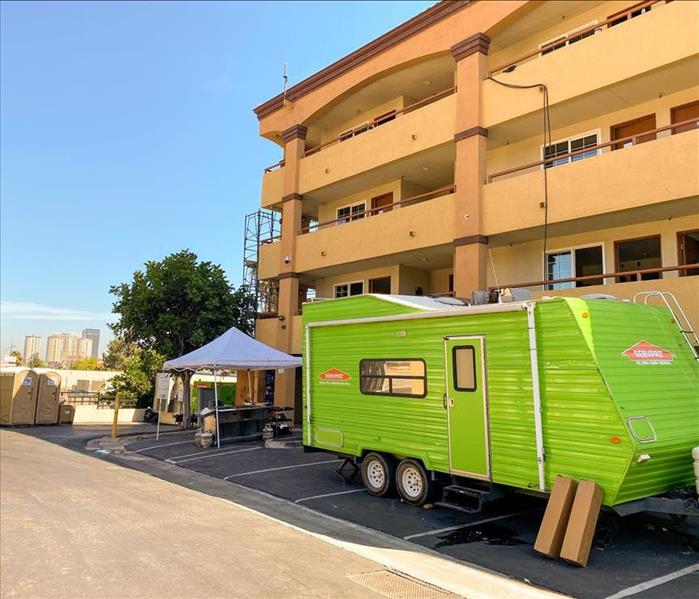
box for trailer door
[444,336,490,479]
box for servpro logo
[622,341,674,365]
[319,368,351,385]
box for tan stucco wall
[483,1,698,128]
[487,214,699,287]
[257,1,529,137]
[317,96,407,146]
[487,87,699,173]
[298,94,455,194]
[430,267,453,295]
[295,193,455,273]
[72,406,146,424]
[483,130,699,236]
[316,180,401,224]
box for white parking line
[224,459,338,480]
[164,444,260,462]
[167,447,263,464]
[132,439,194,453]
[605,564,699,599]
[403,510,533,540]
[295,488,366,503]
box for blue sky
[0,0,432,356]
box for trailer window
[452,346,476,391]
[359,359,426,398]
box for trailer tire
[361,452,395,497]
[396,458,432,506]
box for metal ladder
[633,291,699,360]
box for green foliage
[104,346,164,408]
[9,350,24,366]
[103,337,138,371]
[28,356,47,368]
[109,250,255,358]
[70,356,102,371]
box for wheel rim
[401,465,423,499]
[366,459,385,489]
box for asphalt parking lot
[15,425,699,598]
[119,431,699,599]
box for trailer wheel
[396,458,432,506]
[361,452,395,497]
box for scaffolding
[243,210,281,323]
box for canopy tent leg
[214,365,221,449]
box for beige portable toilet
[35,371,61,425]
[0,368,38,425]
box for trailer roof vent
[431,296,467,307]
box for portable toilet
[0,368,39,425]
[35,371,61,425]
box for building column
[274,124,307,410]
[451,33,490,298]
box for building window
[359,359,426,398]
[336,202,365,225]
[543,132,599,169]
[539,22,598,56]
[671,100,699,135]
[678,230,699,277]
[334,281,364,298]
[611,114,656,149]
[545,245,604,289]
[615,236,662,282]
[608,4,652,27]
[452,346,476,392]
[369,276,391,294]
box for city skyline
[6,328,103,363]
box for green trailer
[302,294,699,513]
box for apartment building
[250,0,699,409]
[23,335,41,362]
[82,328,100,358]
[45,332,93,365]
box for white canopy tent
[161,327,301,447]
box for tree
[28,356,47,368]
[9,350,24,366]
[103,337,138,371]
[104,346,164,408]
[70,357,102,371]
[109,250,255,424]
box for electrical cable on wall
[486,75,552,277]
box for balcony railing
[487,118,697,182]
[489,264,699,292]
[303,86,456,157]
[264,159,285,173]
[300,184,455,234]
[489,0,663,76]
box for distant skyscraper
[77,336,93,361]
[23,335,41,362]
[46,335,62,363]
[82,328,100,358]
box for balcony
[261,161,285,209]
[483,0,698,130]
[258,237,281,280]
[298,91,456,194]
[491,265,699,329]
[295,188,455,273]
[482,127,699,237]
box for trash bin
[0,368,39,425]
[58,404,75,424]
[35,371,61,425]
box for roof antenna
[282,62,293,110]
